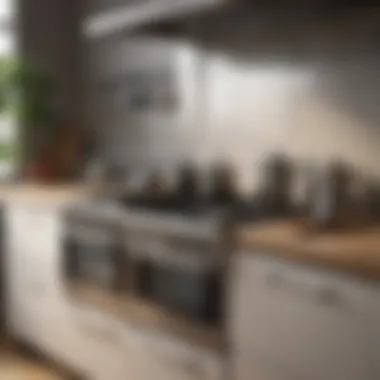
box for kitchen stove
[63,191,254,325]
[63,157,294,324]
[67,197,230,240]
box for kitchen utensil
[256,154,294,218]
[310,161,354,231]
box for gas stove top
[117,194,256,220]
[65,195,255,241]
[65,191,262,238]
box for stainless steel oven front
[125,227,223,325]
[63,214,126,292]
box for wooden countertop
[235,220,380,280]
[68,282,222,352]
[0,183,120,208]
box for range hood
[83,0,369,40]
[83,0,224,39]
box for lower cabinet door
[90,349,131,380]
[122,328,220,380]
[72,310,137,380]
[86,334,144,380]
[230,254,373,380]
[233,355,292,380]
[367,286,380,379]
[20,295,88,378]
[6,295,32,343]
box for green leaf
[0,55,55,125]
[0,140,16,160]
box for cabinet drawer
[6,294,33,343]
[13,256,60,304]
[7,206,61,263]
[233,253,373,320]
[233,354,293,380]
[125,328,221,380]
[8,206,52,236]
[72,310,138,380]
[73,305,221,380]
[22,298,87,374]
[230,252,373,380]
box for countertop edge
[236,240,380,281]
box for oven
[63,214,126,292]
[126,229,223,325]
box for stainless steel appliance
[309,161,354,231]
[62,191,231,326]
[255,154,294,218]
[121,202,225,324]
[63,201,126,291]
[62,166,255,326]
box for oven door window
[147,253,221,324]
[79,242,116,286]
[64,226,122,290]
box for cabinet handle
[316,287,342,307]
[265,273,343,309]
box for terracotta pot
[26,159,55,182]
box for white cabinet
[74,305,222,380]
[4,203,222,380]
[367,285,380,380]
[72,307,133,380]
[4,239,33,342]
[229,253,373,380]
[5,205,49,341]
[129,329,221,380]
[4,205,89,376]
[5,205,61,333]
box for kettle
[309,161,353,231]
[175,163,200,201]
[209,163,238,204]
[256,154,293,218]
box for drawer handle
[316,288,342,306]
[265,274,343,308]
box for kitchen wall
[91,8,380,194]
[84,0,137,15]
[18,0,84,128]
[16,0,85,171]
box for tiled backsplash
[90,11,380,194]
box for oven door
[133,236,222,325]
[63,219,124,291]
[149,260,221,324]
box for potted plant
[0,56,58,181]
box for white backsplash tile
[90,16,380,194]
